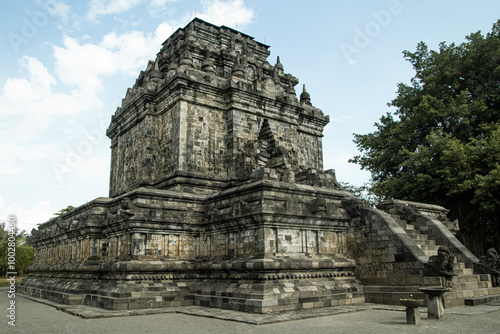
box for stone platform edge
[6,288,392,325]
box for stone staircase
[391,214,500,307]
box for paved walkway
[2,288,500,333]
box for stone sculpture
[427,246,455,286]
[477,248,500,287]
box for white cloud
[0,56,95,118]
[100,30,165,73]
[322,152,371,187]
[87,0,179,21]
[0,19,176,186]
[0,141,60,179]
[76,156,110,182]
[53,23,173,92]
[2,57,55,109]
[0,164,21,176]
[43,0,72,23]
[199,0,254,29]
[54,36,116,92]
[20,143,61,163]
[0,56,101,142]
[0,1,257,235]
[150,0,176,7]
[0,199,59,233]
[148,0,177,17]
[87,0,144,22]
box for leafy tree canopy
[0,223,34,277]
[338,181,383,207]
[350,20,500,254]
[54,205,75,216]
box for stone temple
[20,18,500,313]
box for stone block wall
[106,18,330,197]
[21,18,367,314]
[376,199,478,266]
[346,206,428,286]
[28,181,355,266]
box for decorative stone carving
[476,248,500,287]
[55,216,68,230]
[394,202,419,222]
[427,246,455,284]
[27,228,40,244]
[118,198,137,217]
[179,50,193,67]
[342,197,370,217]
[307,196,327,213]
[25,17,486,315]
[300,84,312,105]
[104,18,329,197]
[295,168,340,189]
[231,56,245,78]
[201,54,216,74]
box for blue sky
[1,0,499,233]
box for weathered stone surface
[427,246,455,278]
[475,248,500,287]
[20,18,361,313]
[405,306,421,325]
[105,18,331,198]
[20,18,494,313]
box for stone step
[19,286,85,306]
[415,240,437,248]
[422,249,440,258]
[365,283,500,307]
[453,267,475,276]
[452,262,475,275]
[390,215,403,222]
[455,287,500,299]
[453,273,486,283]
[452,286,500,297]
[405,232,437,246]
[423,251,434,258]
[405,232,425,241]
[405,228,422,235]
[195,291,366,312]
[442,287,500,307]
[405,232,435,244]
[454,280,491,290]
[465,294,500,306]
[392,216,443,253]
[456,269,474,276]
[454,261,469,268]
[419,244,439,252]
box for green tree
[0,223,34,277]
[54,205,75,216]
[34,205,75,227]
[350,20,500,255]
[338,181,384,207]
